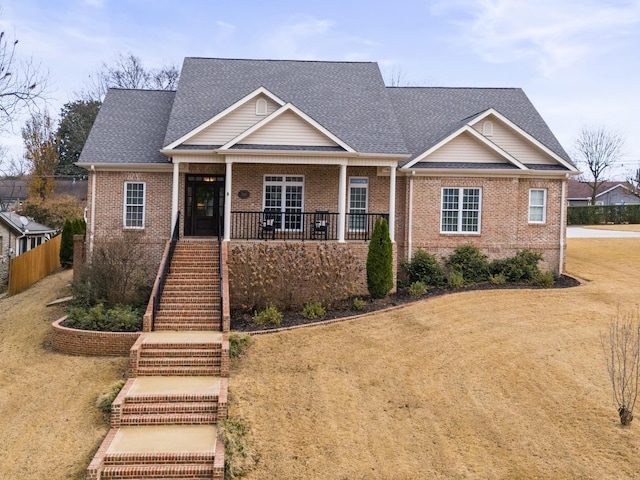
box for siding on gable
[426,132,510,164]
[240,111,338,147]
[472,117,557,165]
[186,95,280,145]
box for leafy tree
[0,26,48,133]
[573,126,625,205]
[56,100,100,177]
[22,110,58,201]
[366,217,393,299]
[81,52,180,101]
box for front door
[184,175,225,237]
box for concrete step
[103,451,215,466]
[138,357,220,368]
[120,412,218,426]
[140,348,221,358]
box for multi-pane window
[529,189,547,223]
[441,187,481,233]
[263,176,304,230]
[124,182,145,228]
[348,177,368,231]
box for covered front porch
[169,157,399,243]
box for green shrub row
[65,303,143,332]
[568,205,640,225]
[402,245,553,288]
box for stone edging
[246,274,585,336]
[51,316,141,356]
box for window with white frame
[124,182,145,228]
[263,175,304,230]
[441,187,482,233]
[528,189,547,223]
[348,177,368,231]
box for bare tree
[602,309,640,426]
[80,53,180,101]
[626,168,640,196]
[22,110,58,201]
[0,145,29,211]
[573,126,625,205]
[0,27,49,133]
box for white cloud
[433,0,640,77]
[263,15,335,59]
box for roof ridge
[386,86,522,91]
[107,87,177,93]
[184,56,377,65]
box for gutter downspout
[89,165,96,261]
[407,171,414,261]
[558,175,567,275]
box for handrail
[152,211,180,330]
[217,213,224,328]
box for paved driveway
[567,226,640,238]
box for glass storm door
[185,175,225,237]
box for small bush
[445,244,490,284]
[408,281,427,297]
[95,380,125,417]
[402,249,446,286]
[218,416,257,479]
[351,298,366,311]
[490,250,542,283]
[229,332,253,358]
[252,304,282,326]
[65,303,142,332]
[366,217,393,299]
[532,270,555,287]
[489,272,507,285]
[447,271,464,288]
[302,301,326,320]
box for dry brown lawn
[0,269,127,480]
[230,239,640,480]
[581,224,640,232]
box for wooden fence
[8,234,61,296]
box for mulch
[231,274,581,332]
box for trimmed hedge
[567,205,640,225]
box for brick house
[77,57,579,308]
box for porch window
[528,189,547,223]
[348,177,368,231]
[263,175,304,230]
[124,182,145,228]
[441,187,481,233]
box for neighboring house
[567,180,640,206]
[0,178,88,212]
[0,212,58,287]
[77,58,579,305]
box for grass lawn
[229,239,640,480]
[579,224,640,232]
[0,269,127,480]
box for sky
[1,0,639,178]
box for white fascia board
[163,87,287,150]
[398,167,570,179]
[468,108,579,173]
[403,125,528,170]
[219,103,356,153]
[76,162,173,172]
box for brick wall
[51,317,141,356]
[398,176,565,273]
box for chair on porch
[310,210,329,240]
[258,209,278,240]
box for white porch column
[407,172,414,260]
[388,165,396,243]
[224,159,233,241]
[337,163,347,243]
[171,161,179,231]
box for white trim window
[263,175,304,230]
[124,182,145,228]
[528,188,547,223]
[348,177,368,232]
[441,187,482,233]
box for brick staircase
[87,239,228,480]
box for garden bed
[231,274,580,333]
[51,316,141,356]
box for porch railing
[230,211,389,241]
[152,211,180,330]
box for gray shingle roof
[0,212,56,234]
[78,89,176,165]
[164,58,408,155]
[386,87,573,167]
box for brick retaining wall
[51,316,141,356]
